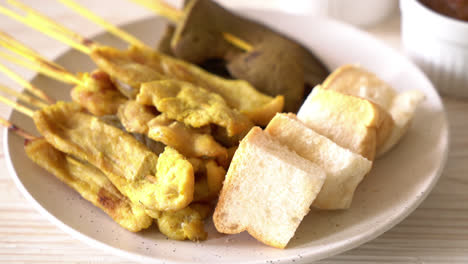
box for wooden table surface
[0,1,467,263]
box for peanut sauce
[420,0,468,21]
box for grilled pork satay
[0,79,213,240]
[0,85,194,212]
[0,0,284,125]
[25,138,154,232]
[0,116,152,232]
[94,45,283,126]
[137,80,253,137]
[4,116,209,240]
[71,70,127,116]
[157,204,209,241]
[118,100,228,163]
[0,34,231,165]
[189,157,226,202]
[33,102,194,212]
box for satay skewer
[0,0,284,125]
[0,78,208,240]
[0,114,153,232]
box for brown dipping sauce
[420,0,468,21]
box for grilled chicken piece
[156,203,211,241]
[117,100,228,162]
[25,138,153,232]
[33,102,194,212]
[90,45,283,125]
[189,158,226,202]
[71,69,127,116]
[137,80,253,137]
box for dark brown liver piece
[158,0,329,112]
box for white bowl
[401,0,468,97]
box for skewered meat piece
[0,0,283,125]
[90,47,165,98]
[26,137,209,241]
[117,100,228,162]
[189,158,226,202]
[25,138,153,232]
[157,203,211,241]
[33,102,194,212]
[137,79,253,137]
[92,46,283,126]
[71,69,126,116]
[116,100,157,134]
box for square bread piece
[297,85,393,161]
[213,127,326,249]
[321,64,424,157]
[265,113,372,209]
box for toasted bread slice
[213,127,326,249]
[297,86,393,161]
[265,113,372,209]
[322,65,424,157]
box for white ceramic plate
[4,9,448,264]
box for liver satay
[135,0,329,112]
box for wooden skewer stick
[0,83,48,108]
[57,0,152,51]
[0,63,54,104]
[0,93,35,117]
[0,34,82,86]
[131,0,254,52]
[7,0,93,47]
[0,1,93,54]
[132,0,182,23]
[0,51,81,86]
[0,116,37,140]
[0,31,65,71]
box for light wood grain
[0,1,466,263]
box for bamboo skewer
[0,63,54,104]
[0,31,65,71]
[0,83,48,108]
[0,0,93,54]
[132,0,182,23]
[0,116,37,140]
[0,33,83,86]
[131,0,254,52]
[0,93,35,117]
[0,51,81,86]
[57,0,152,51]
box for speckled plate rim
[4,9,449,264]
